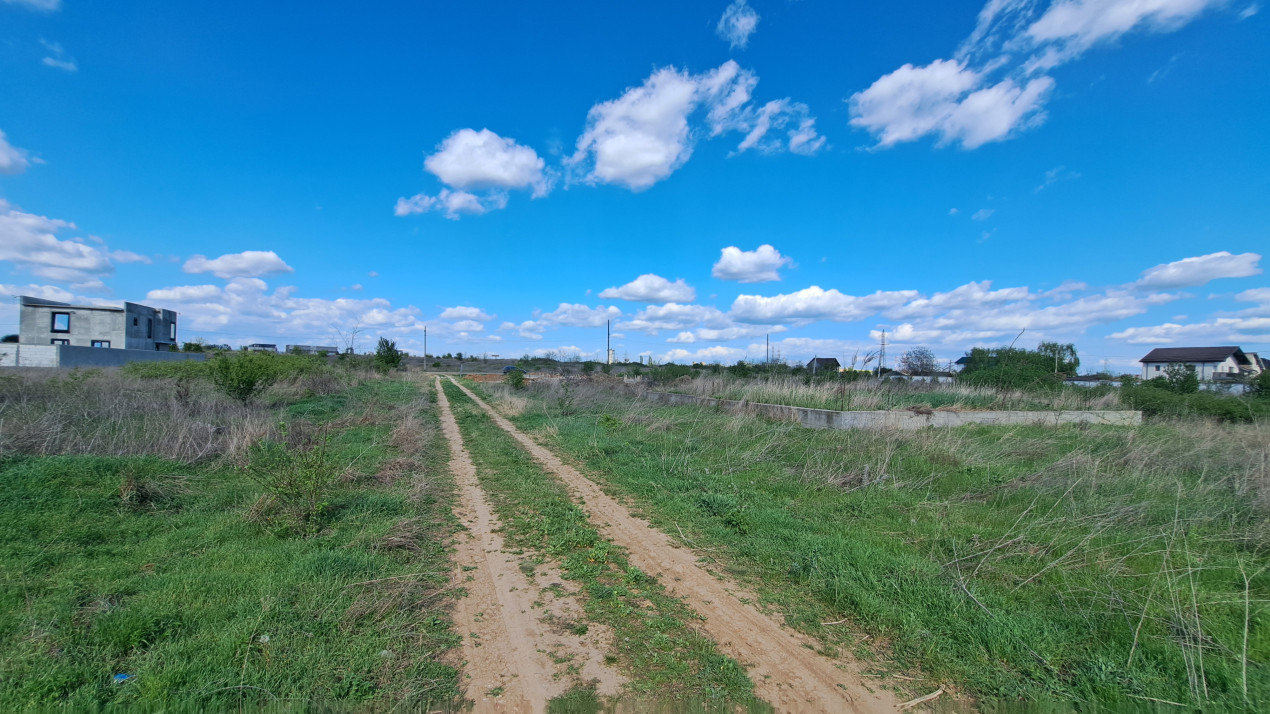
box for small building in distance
[807,356,840,373]
[18,295,177,351]
[285,344,337,355]
[1138,346,1261,381]
[246,343,279,352]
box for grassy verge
[0,376,461,710]
[441,381,759,709]
[482,379,1268,712]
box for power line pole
[879,329,887,375]
[766,333,770,364]
[606,319,611,364]
[423,325,427,372]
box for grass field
[483,378,1269,711]
[0,372,461,710]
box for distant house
[285,344,337,355]
[807,357,840,373]
[246,343,279,352]
[1138,346,1261,381]
[18,295,178,351]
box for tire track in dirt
[448,377,900,713]
[435,378,624,713]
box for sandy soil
[435,378,625,713]
[449,377,900,713]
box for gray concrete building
[18,295,178,351]
[285,344,337,355]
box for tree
[373,337,404,374]
[1162,363,1199,394]
[1036,341,1080,374]
[898,346,938,375]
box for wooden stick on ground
[898,687,945,711]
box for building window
[133,317,138,326]
[51,312,70,333]
[1154,365,1160,372]
[170,322,176,340]
[92,340,110,348]
[147,318,153,339]
[51,338,69,345]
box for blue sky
[1,0,1267,371]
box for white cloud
[393,188,506,220]
[440,306,495,321]
[0,282,74,302]
[109,250,152,264]
[730,286,920,324]
[1239,3,1260,20]
[1035,165,1081,192]
[599,273,695,303]
[183,250,295,279]
[424,128,552,198]
[1134,251,1262,289]
[660,345,748,364]
[0,199,114,282]
[449,319,485,332]
[851,0,1228,149]
[712,244,793,283]
[971,208,995,221]
[0,130,31,174]
[40,39,76,72]
[147,284,222,302]
[716,0,760,50]
[618,303,730,334]
[569,61,823,190]
[1024,0,1226,71]
[1109,317,1270,344]
[569,66,699,191]
[3,0,61,11]
[885,280,1032,319]
[535,303,622,328]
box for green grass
[488,381,1269,712]
[0,378,461,710]
[442,381,760,709]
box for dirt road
[434,378,624,713]
[447,377,898,713]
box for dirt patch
[435,378,624,712]
[449,377,899,713]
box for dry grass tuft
[374,457,421,485]
[379,518,425,552]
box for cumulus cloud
[424,128,552,197]
[712,244,793,283]
[717,0,760,50]
[396,128,546,219]
[619,303,730,334]
[660,345,748,364]
[1109,317,1270,345]
[568,61,823,190]
[1133,251,1262,289]
[503,303,623,339]
[0,129,31,174]
[393,188,507,219]
[850,0,1228,149]
[147,284,222,302]
[0,199,115,282]
[183,250,295,279]
[440,306,495,321]
[0,282,74,302]
[971,208,995,221]
[599,273,695,303]
[730,286,920,324]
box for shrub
[1251,369,1270,399]
[373,337,404,374]
[505,368,525,390]
[1122,385,1268,422]
[243,423,338,536]
[209,351,279,402]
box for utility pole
[423,325,427,372]
[766,333,770,364]
[878,329,887,375]
[606,320,611,364]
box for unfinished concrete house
[1,296,203,368]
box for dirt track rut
[435,378,623,713]
[448,377,898,713]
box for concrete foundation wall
[0,345,205,368]
[645,391,1141,430]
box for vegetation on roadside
[481,378,1269,711]
[441,381,758,707]
[0,370,461,709]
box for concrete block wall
[0,345,205,368]
[644,391,1142,430]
